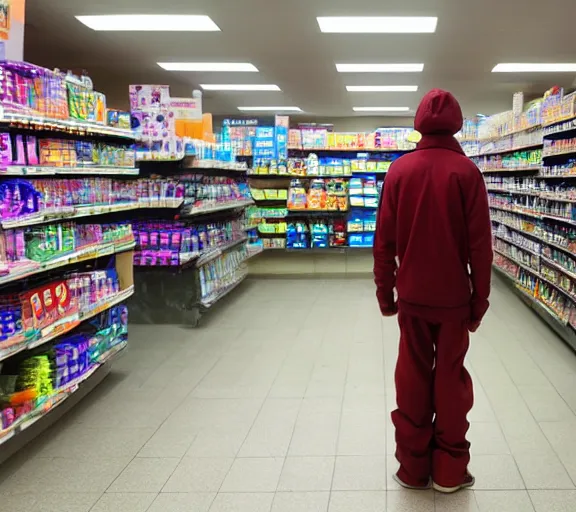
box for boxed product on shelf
[542,87,576,127]
[0,61,69,120]
[0,305,128,431]
[132,219,246,266]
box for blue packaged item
[363,233,375,247]
[311,222,329,248]
[348,234,364,247]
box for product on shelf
[287,178,349,212]
[181,174,251,210]
[132,219,246,266]
[287,126,416,151]
[198,244,248,303]
[541,87,576,127]
[543,137,576,157]
[286,222,309,249]
[0,305,128,432]
[0,221,133,281]
[473,149,542,171]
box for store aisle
[1,277,576,511]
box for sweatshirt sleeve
[466,169,493,323]
[373,175,398,313]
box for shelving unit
[0,62,136,455]
[129,158,258,326]
[467,96,576,350]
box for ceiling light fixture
[492,63,576,72]
[346,85,418,92]
[200,84,280,91]
[237,106,302,112]
[158,63,258,72]
[336,63,424,73]
[353,107,411,112]
[318,16,437,33]
[76,15,220,31]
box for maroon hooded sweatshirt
[374,89,493,323]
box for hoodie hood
[414,89,463,136]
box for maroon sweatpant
[392,310,474,488]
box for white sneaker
[393,473,432,490]
[433,473,475,494]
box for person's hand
[468,320,481,333]
[380,303,398,317]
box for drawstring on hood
[414,89,463,136]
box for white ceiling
[24,0,576,118]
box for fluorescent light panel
[200,84,280,91]
[76,15,220,31]
[318,16,437,33]
[347,85,418,92]
[492,63,576,72]
[337,63,424,73]
[158,63,258,72]
[353,107,411,112]
[238,106,302,112]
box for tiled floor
[1,276,576,511]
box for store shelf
[199,273,248,309]
[481,167,540,173]
[542,148,576,159]
[1,200,183,229]
[182,199,254,218]
[493,265,571,328]
[492,218,575,257]
[182,158,249,172]
[196,237,248,267]
[495,249,576,304]
[245,246,264,261]
[287,210,349,216]
[486,188,539,196]
[489,204,576,226]
[0,285,135,362]
[541,255,576,281]
[543,119,576,138]
[1,165,138,176]
[478,142,543,157]
[543,114,576,129]
[248,174,353,179]
[493,248,540,277]
[0,340,127,448]
[0,112,135,140]
[0,240,135,286]
[479,125,541,142]
[538,173,576,179]
[494,234,541,257]
[287,147,412,153]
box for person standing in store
[373,89,493,493]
